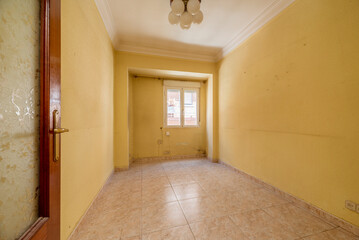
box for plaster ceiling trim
[94,0,117,44]
[117,43,217,62]
[216,0,295,61]
[95,0,296,63]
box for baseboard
[218,160,359,237]
[207,157,219,163]
[132,154,206,163]
[114,166,130,172]
[67,169,114,239]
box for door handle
[53,128,69,134]
[52,110,69,162]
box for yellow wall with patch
[129,76,207,159]
[61,0,114,239]
[217,0,359,227]
[114,52,218,169]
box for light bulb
[187,0,200,14]
[171,0,185,15]
[193,10,203,24]
[180,11,193,26]
[168,11,180,25]
[180,22,191,30]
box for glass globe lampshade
[187,0,200,14]
[171,0,185,15]
[180,22,191,30]
[168,11,180,25]
[193,10,203,24]
[180,11,193,26]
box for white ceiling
[95,0,294,62]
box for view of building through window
[184,90,197,126]
[167,89,181,126]
[166,87,199,127]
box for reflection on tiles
[142,225,194,240]
[70,158,356,240]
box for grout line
[164,161,197,239]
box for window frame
[163,83,200,128]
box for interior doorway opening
[127,68,214,164]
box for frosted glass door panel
[0,0,41,239]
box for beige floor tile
[172,183,207,200]
[190,216,248,240]
[71,159,357,240]
[197,180,224,193]
[122,236,141,240]
[213,190,261,214]
[72,207,140,240]
[230,209,300,240]
[263,203,335,237]
[142,186,177,206]
[302,228,359,240]
[92,190,141,213]
[168,174,196,186]
[142,225,194,240]
[142,202,187,233]
[245,187,290,208]
[70,228,104,240]
[142,170,167,178]
[179,197,228,223]
[142,176,171,189]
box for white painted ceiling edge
[94,0,295,63]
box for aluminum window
[163,81,200,128]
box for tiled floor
[70,159,359,240]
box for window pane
[167,89,181,126]
[184,90,198,126]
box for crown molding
[94,0,117,44]
[216,0,295,61]
[95,0,295,63]
[117,43,217,62]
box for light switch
[166,131,170,136]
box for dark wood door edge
[19,218,49,240]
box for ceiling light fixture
[168,0,203,30]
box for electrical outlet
[345,200,356,212]
[157,139,163,145]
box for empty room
[0,0,358,239]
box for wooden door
[19,0,64,239]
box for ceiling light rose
[171,0,185,15]
[169,0,202,29]
[168,11,180,25]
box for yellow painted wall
[217,0,359,227]
[61,0,114,239]
[130,77,207,159]
[114,52,218,168]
